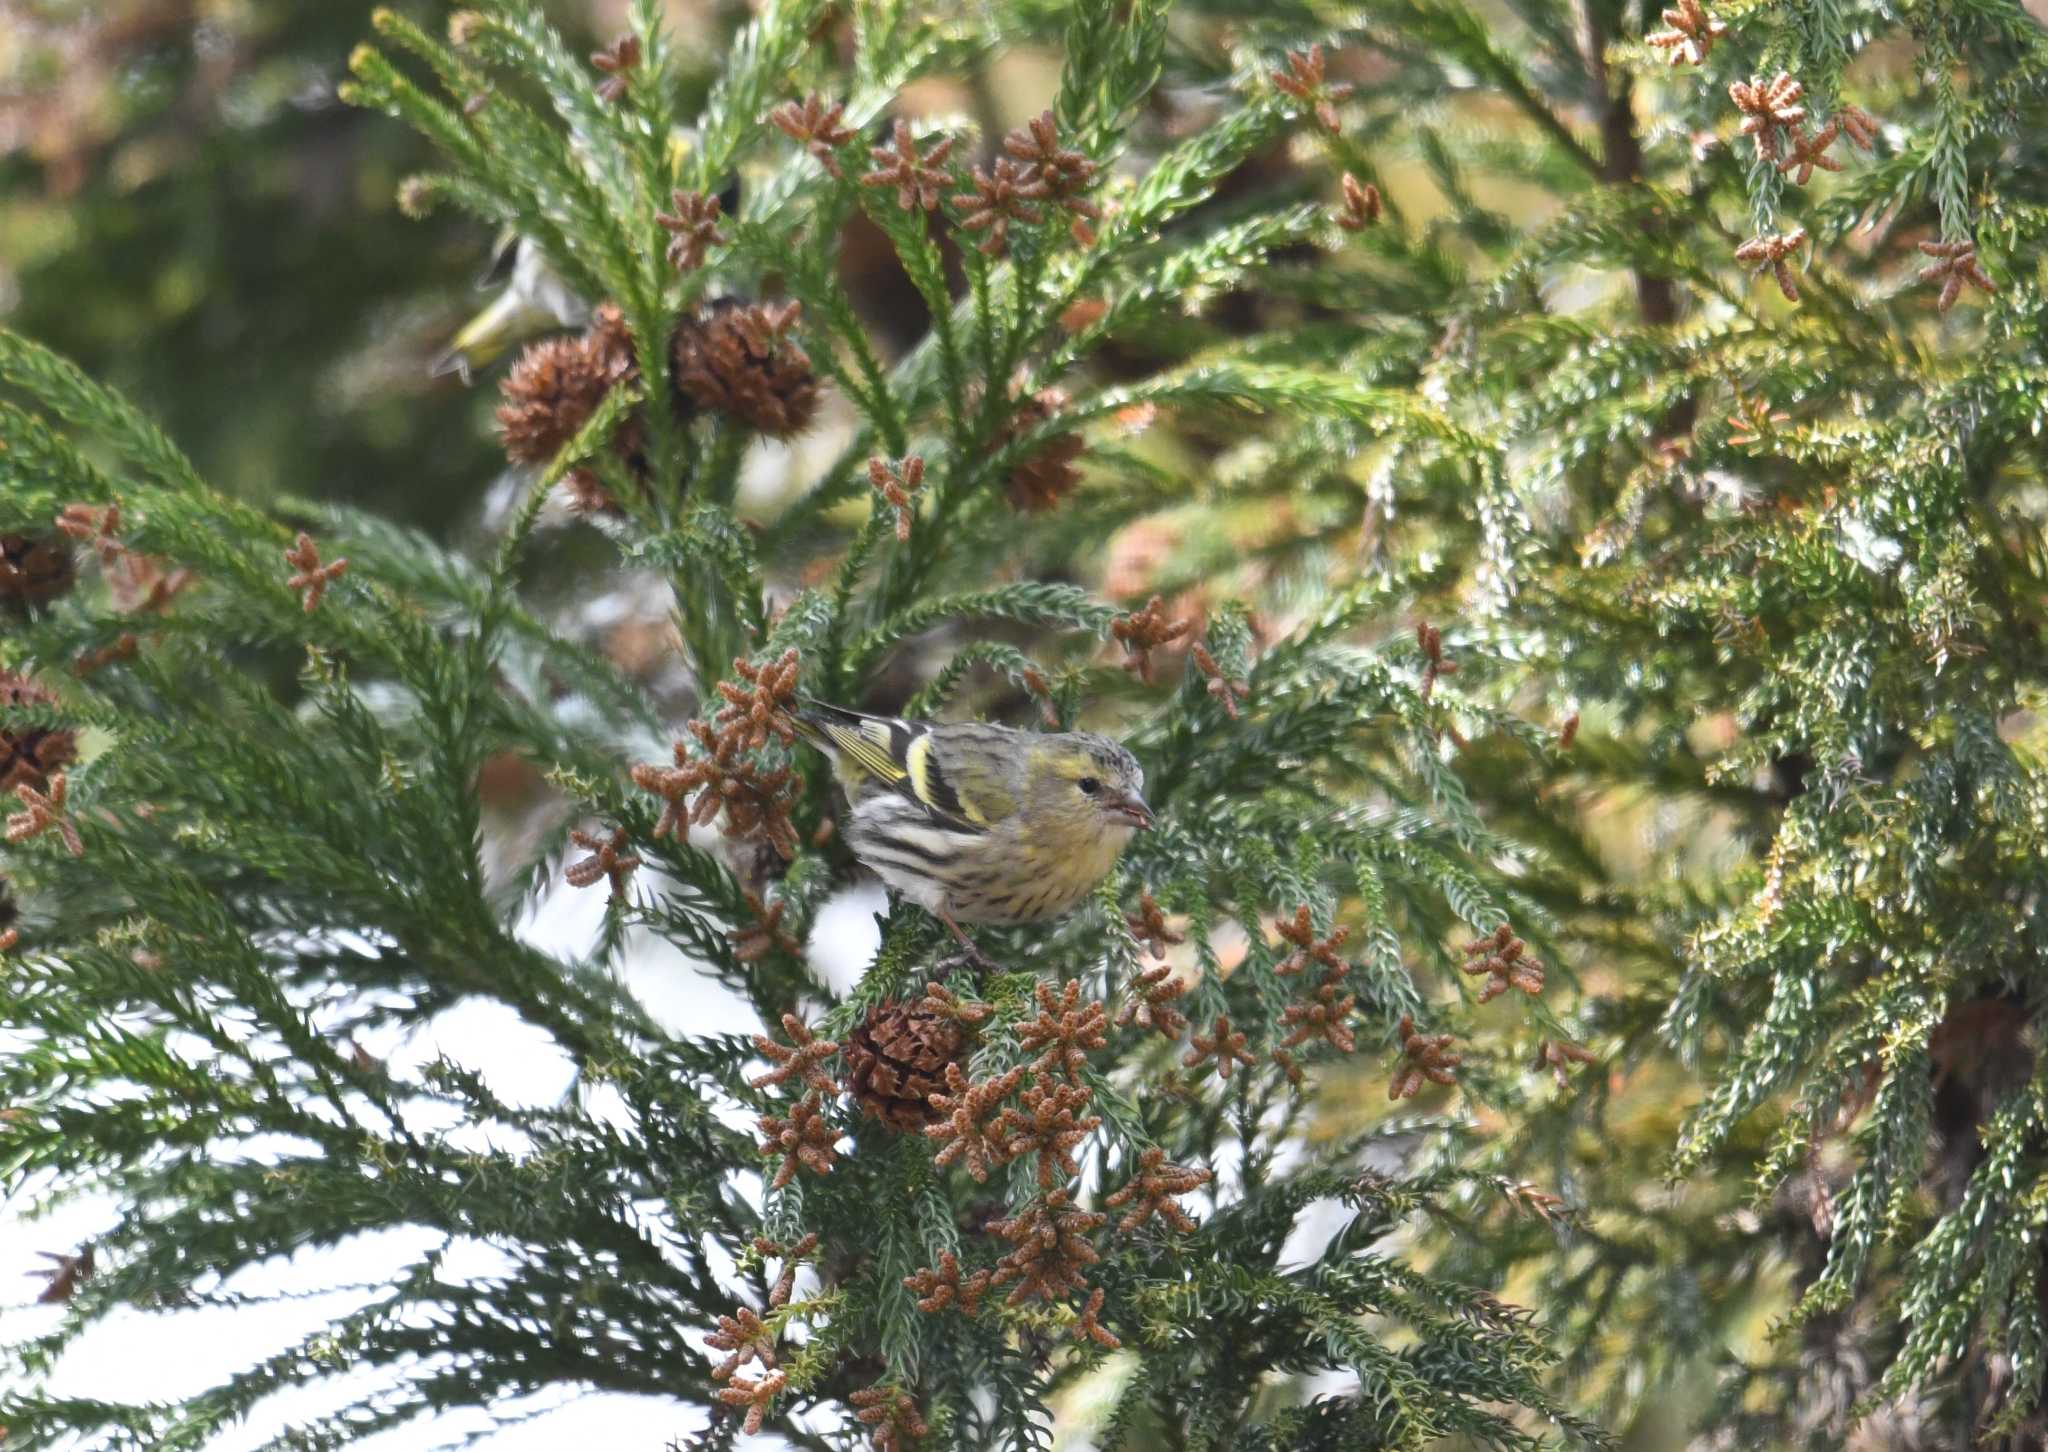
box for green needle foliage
[2,0,2045,1446]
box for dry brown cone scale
[671,299,820,438]
[0,533,75,608]
[496,306,637,466]
[996,386,1087,511]
[845,991,973,1129]
[0,672,77,794]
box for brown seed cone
[495,304,640,468]
[0,534,76,608]
[845,994,970,1130]
[1000,388,1085,511]
[0,672,77,794]
[670,299,820,438]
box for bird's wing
[792,701,999,832]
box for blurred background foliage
[2,0,515,531]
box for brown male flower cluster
[717,1369,787,1437]
[1735,227,1807,302]
[1002,110,1101,246]
[925,1061,1027,1181]
[1838,105,1881,150]
[656,189,726,271]
[987,1188,1104,1305]
[1729,73,1807,163]
[1271,44,1353,134]
[1918,240,1998,313]
[0,532,74,608]
[1777,121,1843,186]
[54,502,123,566]
[1645,0,1727,65]
[903,1249,991,1316]
[850,1384,928,1452]
[868,455,927,542]
[998,1074,1102,1189]
[1390,1014,1459,1099]
[757,1091,837,1190]
[1273,913,1359,1055]
[768,94,854,176]
[8,772,82,857]
[846,992,970,1129]
[590,33,639,103]
[731,889,801,963]
[30,1244,93,1304]
[921,979,993,1025]
[1416,621,1457,701]
[714,648,802,751]
[1278,966,1356,1060]
[1015,980,1109,1083]
[1336,173,1381,231]
[1726,391,1792,448]
[110,554,194,616]
[754,1231,819,1309]
[1461,923,1544,1003]
[1112,595,1194,686]
[671,299,819,438]
[497,306,638,467]
[1072,1285,1120,1349]
[1273,905,1348,978]
[1183,1014,1257,1080]
[564,826,640,896]
[1117,962,1190,1040]
[1125,891,1184,960]
[997,387,1086,511]
[862,120,956,212]
[1191,643,1249,718]
[1104,1146,1211,1233]
[632,717,800,858]
[952,158,1047,258]
[0,672,77,794]
[1539,1037,1598,1088]
[751,1014,840,1094]
[707,1305,776,1382]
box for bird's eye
[1078,776,1100,795]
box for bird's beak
[1106,789,1154,830]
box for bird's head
[1025,733,1152,851]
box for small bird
[791,699,1152,960]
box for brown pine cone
[495,304,640,467]
[0,672,77,794]
[670,299,820,438]
[0,533,76,608]
[999,388,1085,512]
[845,994,970,1130]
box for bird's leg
[936,909,1000,974]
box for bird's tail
[788,697,912,793]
